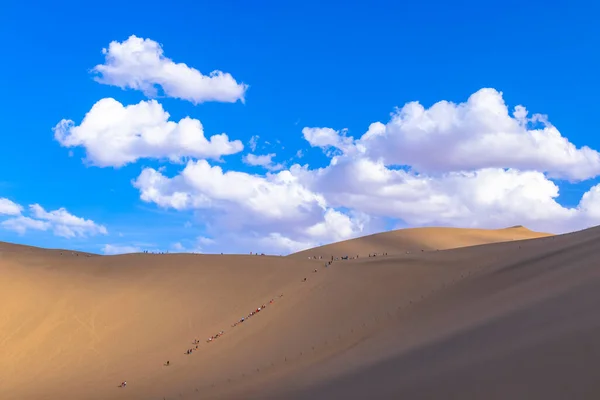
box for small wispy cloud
[171,236,215,253]
[248,135,259,151]
[242,153,284,171]
[102,244,141,255]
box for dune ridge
[289,225,551,259]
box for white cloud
[352,88,600,181]
[305,208,371,243]
[248,135,259,151]
[198,236,215,245]
[1,216,50,235]
[243,153,284,171]
[1,204,107,238]
[92,35,247,104]
[132,160,370,253]
[0,198,23,216]
[53,98,243,167]
[133,160,326,218]
[172,242,185,251]
[29,204,108,238]
[307,157,584,234]
[256,233,316,254]
[102,244,141,255]
[302,127,355,155]
[170,236,214,253]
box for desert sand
[3,225,600,399]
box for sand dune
[4,225,600,399]
[264,227,600,400]
[289,225,551,259]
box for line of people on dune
[123,253,398,389]
[123,293,285,389]
[122,260,333,388]
[230,304,266,328]
[163,254,387,365]
[176,293,285,362]
[308,253,388,262]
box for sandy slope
[289,225,551,259]
[0,251,315,400]
[6,225,600,399]
[266,227,600,400]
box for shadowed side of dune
[278,286,600,400]
[254,226,600,400]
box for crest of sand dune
[4,225,600,400]
[289,225,552,259]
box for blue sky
[1,0,600,255]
